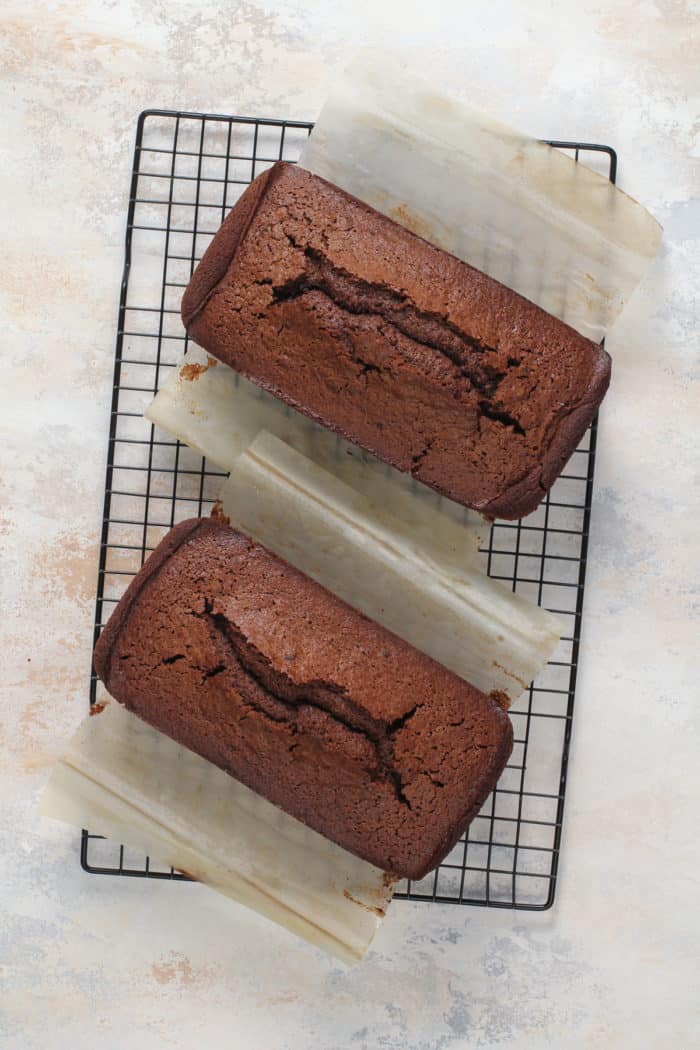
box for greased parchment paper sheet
[40,701,394,964]
[300,51,662,343]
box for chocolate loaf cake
[93,518,513,879]
[181,162,611,520]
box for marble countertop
[2,2,698,1047]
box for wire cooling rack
[83,109,617,910]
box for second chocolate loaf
[93,518,513,879]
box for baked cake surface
[182,162,611,519]
[94,518,513,879]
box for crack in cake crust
[203,602,419,810]
[262,242,528,438]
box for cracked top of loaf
[181,161,611,520]
[93,518,513,879]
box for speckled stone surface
[2,2,698,1048]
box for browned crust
[413,709,513,879]
[181,165,281,328]
[93,518,211,684]
[479,346,612,520]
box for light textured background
[2,2,698,1047]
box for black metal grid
[83,109,617,910]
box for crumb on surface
[489,689,511,711]
[210,499,230,525]
[180,356,218,381]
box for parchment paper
[300,51,662,342]
[40,701,394,964]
